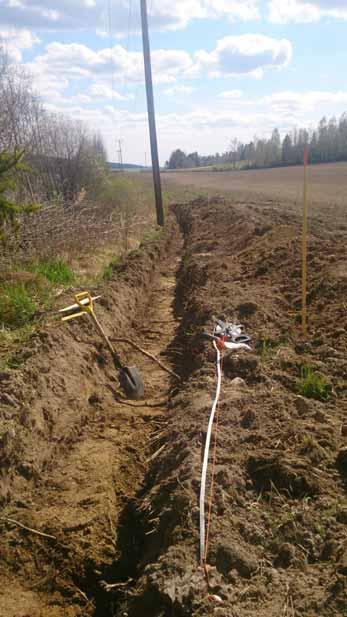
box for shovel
[59,291,144,400]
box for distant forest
[165,113,347,170]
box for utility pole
[117,139,123,170]
[140,0,164,226]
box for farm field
[162,161,347,228]
[0,174,346,617]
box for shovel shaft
[89,312,123,369]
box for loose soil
[0,192,346,617]
[162,162,347,227]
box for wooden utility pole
[117,139,123,170]
[140,0,164,226]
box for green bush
[0,283,37,328]
[298,366,331,401]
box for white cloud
[149,0,260,29]
[219,89,243,98]
[268,0,347,23]
[0,0,259,35]
[0,27,39,61]
[190,34,292,79]
[262,90,347,113]
[38,87,347,164]
[25,35,293,107]
[164,85,194,96]
[89,83,133,100]
[27,42,193,88]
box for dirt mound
[115,197,346,616]
[0,195,346,617]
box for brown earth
[0,190,346,616]
[162,161,347,227]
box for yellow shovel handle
[75,291,93,314]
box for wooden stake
[302,146,309,336]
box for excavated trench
[1,197,346,617]
[0,212,186,617]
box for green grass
[298,366,331,401]
[139,228,163,247]
[102,255,123,280]
[0,283,37,328]
[0,259,73,332]
[29,258,74,285]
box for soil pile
[0,195,346,617]
[118,196,346,616]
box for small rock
[216,543,258,578]
[294,395,311,416]
[336,448,347,474]
[231,377,247,390]
[314,409,327,423]
[0,393,17,407]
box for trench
[84,233,187,616]
[0,213,192,617]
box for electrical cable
[199,340,222,566]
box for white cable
[199,340,222,565]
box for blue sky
[1,0,347,164]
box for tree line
[165,113,347,170]
[0,48,107,235]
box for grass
[0,258,74,332]
[102,255,123,280]
[0,283,37,328]
[139,228,163,248]
[29,259,74,285]
[298,366,331,401]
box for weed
[29,259,74,285]
[0,283,37,328]
[258,339,273,360]
[181,254,192,271]
[139,228,163,247]
[103,256,123,280]
[298,366,331,401]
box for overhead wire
[107,0,116,160]
[117,0,133,164]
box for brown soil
[162,162,347,227]
[0,193,346,617]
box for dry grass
[0,172,163,361]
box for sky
[1,0,347,164]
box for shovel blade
[119,366,144,400]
